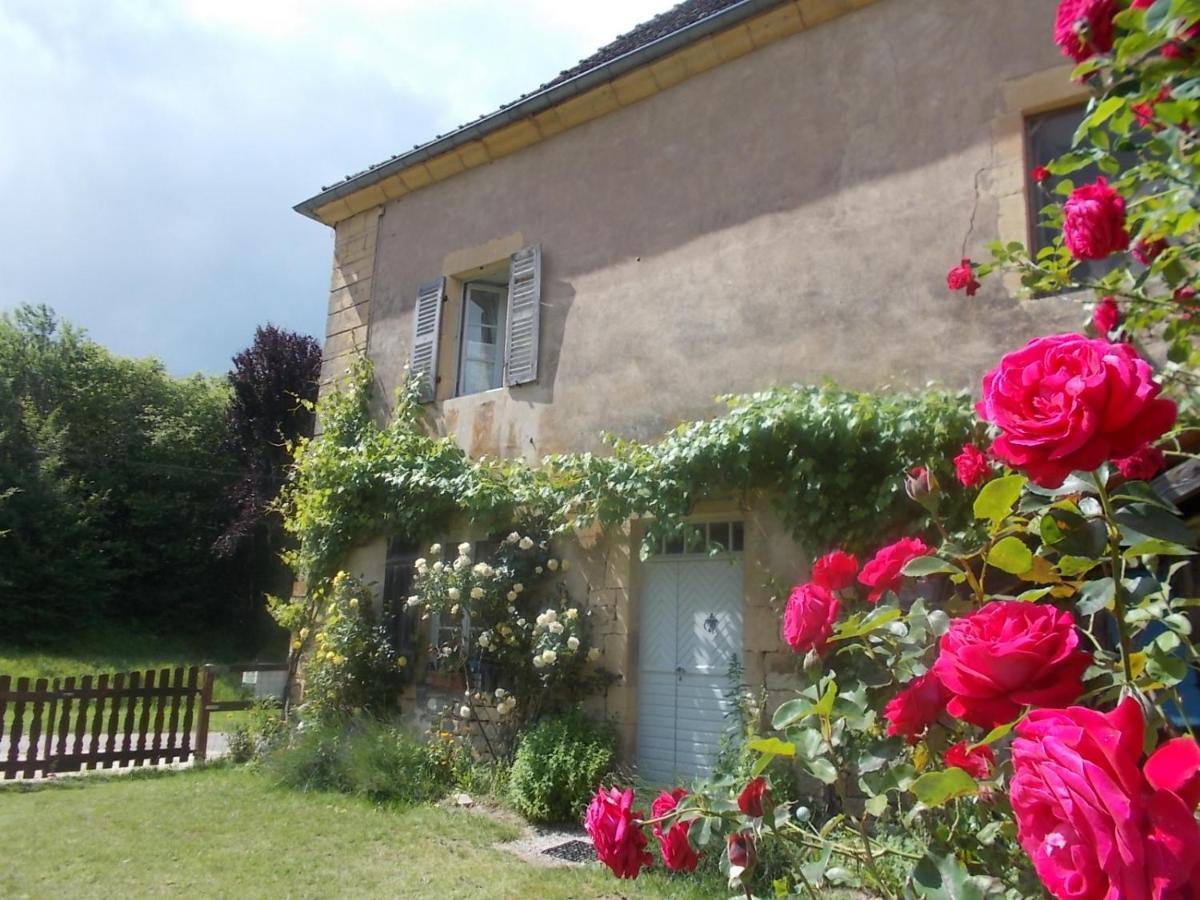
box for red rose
[977,333,1177,488]
[1011,698,1200,899]
[1092,296,1121,337]
[782,583,839,654]
[1145,736,1200,810]
[933,600,1091,729]
[737,777,769,818]
[946,258,980,296]
[1133,235,1168,263]
[883,672,948,744]
[727,832,757,883]
[858,536,934,602]
[811,549,858,591]
[585,787,653,879]
[1175,286,1197,304]
[1054,0,1117,62]
[1032,165,1051,183]
[944,740,995,780]
[953,444,991,487]
[1063,177,1129,261]
[1114,444,1165,481]
[650,788,699,873]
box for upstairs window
[457,282,508,395]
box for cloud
[0,0,665,374]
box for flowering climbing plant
[587,3,1200,897]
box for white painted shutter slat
[410,276,444,402]
[504,244,541,386]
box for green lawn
[0,766,718,899]
[0,625,283,733]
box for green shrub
[507,707,615,824]
[266,718,449,805]
[226,700,288,764]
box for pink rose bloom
[650,788,699,873]
[946,258,980,296]
[811,549,858,591]
[782,582,839,654]
[933,600,1091,729]
[953,444,991,487]
[1011,698,1200,899]
[1145,736,1200,810]
[944,740,995,780]
[1054,0,1117,62]
[858,536,934,602]
[585,787,653,879]
[1134,236,1168,264]
[1093,296,1121,337]
[977,333,1177,488]
[1063,177,1129,261]
[1115,445,1166,481]
[883,672,948,744]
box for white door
[636,525,744,786]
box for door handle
[675,666,685,675]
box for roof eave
[293,0,788,224]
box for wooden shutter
[504,244,541,387]
[410,277,444,402]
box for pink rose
[1054,0,1117,62]
[585,787,653,879]
[883,672,947,744]
[811,549,858,591]
[650,788,699,873]
[782,583,839,655]
[933,600,1091,729]
[1063,177,1129,261]
[1093,296,1121,337]
[953,444,991,487]
[858,536,934,602]
[1134,236,1168,264]
[737,777,769,818]
[977,333,1177,488]
[944,740,995,780]
[946,258,980,296]
[1115,445,1166,481]
[1011,698,1200,899]
[1145,736,1200,810]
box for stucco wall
[360,0,1077,462]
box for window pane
[665,532,684,555]
[684,524,705,554]
[731,522,745,553]
[457,283,508,395]
[708,521,730,551]
[1026,106,1137,283]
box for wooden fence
[0,663,287,780]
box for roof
[294,0,788,222]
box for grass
[0,624,284,732]
[0,766,720,899]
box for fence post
[194,665,215,763]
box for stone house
[294,0,1087,782]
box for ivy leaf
[987,536,1033,575]
[911,768,978,807]
[1077,577,1116,615]
[974,475,1027,530]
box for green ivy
[279,357,978,591]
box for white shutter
[410,277,444,402]
[504,244,541,386]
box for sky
[0,0,666,375]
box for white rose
[506,531,520,544]
[448,587,461,601]
[506,591,518,602]
[542,649,557,665]
[517,618,526,627]
[535,612,547,626]
[429,543,442,555]
[534,566,543,574]
[494,688,507,699]
[433,561,444,572]
[565,608,578,620]
[549,622,564,635]
[547,559,559,571]
[458,542,472,556]
[478,634,490,648]
[561,559,571,572]
[451,604,460,615]
[470,587,484,600]
[567,636,580,650]
[454,557,469,570]
[407,596,421,607]
[532,655,545,668]
[587,648,601,662]
[415,558,427,569]
[472,562,487,576]
[513,583,524,593]
[519,537,534,550]
[459,705,471,718]
[544,609,558,623]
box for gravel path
[446,796,596,868]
